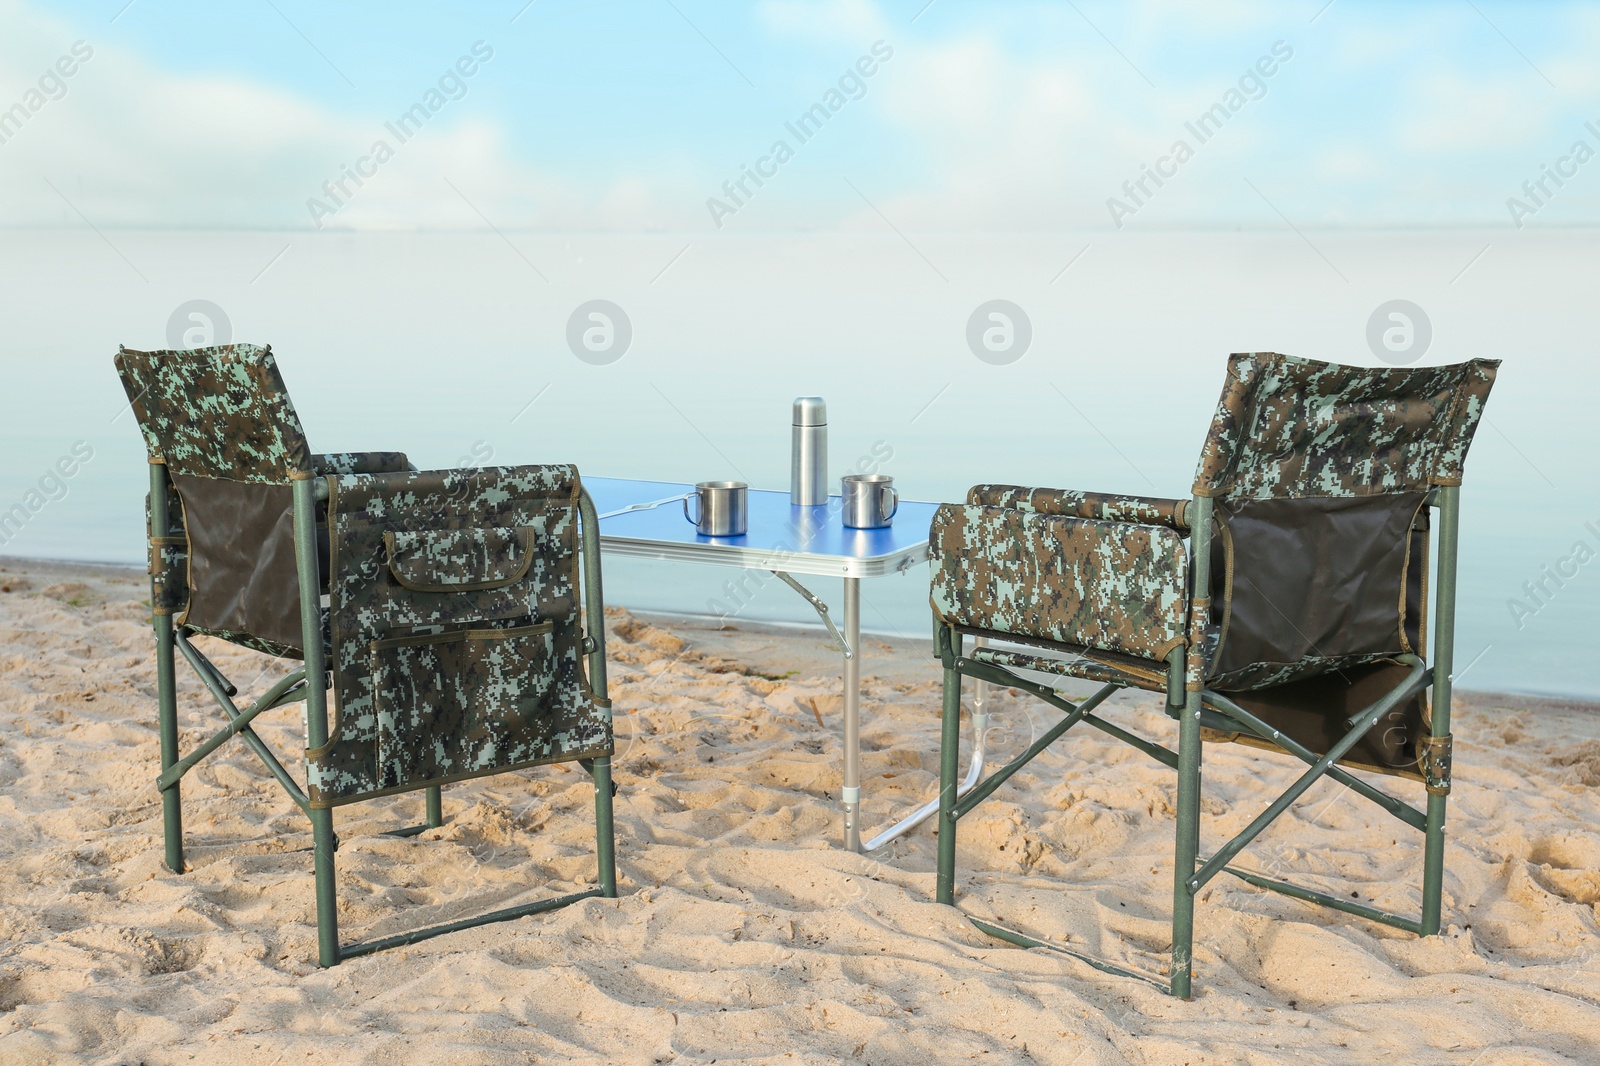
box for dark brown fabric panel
[1211,492,1427,683]
[1217,660,1427,776]
[172,474,305,652]
[1404,507,1430,655]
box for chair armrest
[930,502,1189,662]
[312,451,412,476]
[967,484,1188,531]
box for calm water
[2,229,1594,698]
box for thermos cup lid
[792,396,827,426]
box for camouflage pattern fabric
[969,643,1169,694]
[967,486,1188,530]
[313,452,411,476]
[309,465,610,807]
[929,504,1189,663]
[1186,596,1211,691]
[370,622,560,787]
[145,485,188,616]
[385,526,532,592]
[1207,652,1408,694]
[115,345,313,485]
[1194,619,1221,689]
[1192,352,1499,499]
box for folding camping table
[585,476,985,853]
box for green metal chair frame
[117,343,617,966]
[927,352,1498,998]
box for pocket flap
[384,526,532,593]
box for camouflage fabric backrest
[1192,353,1499,773]
[307,464,612,807]
[114,344,313,484]
[1192,352,1499,500]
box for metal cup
[840,474,898,529]
[683,481,748,537]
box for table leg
[971,632,990,752]
[858,635,988,852]
[842,576,862,852]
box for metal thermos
[791,397,828,506]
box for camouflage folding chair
[116,343,617,966]
[928,351,1498,997]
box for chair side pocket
[371,620,556,789]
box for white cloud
[6,0,1600,232]
[757,0,891,45]
[1393,68,1554,154]
[0,1,697,231]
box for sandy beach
[2,556,1599,1066]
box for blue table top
[582,476,940,579]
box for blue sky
[4,0,1599,231]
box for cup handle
[882,485,899,521]
[683,494,700,526]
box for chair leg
[425,785,443,829]
[593,756,617,898]
[154,614,184,874]
[311,807,340,967]
[1423,482,1460,938]
[1170,686,1203,999]
[936,660,963,906]
[1420,793,1447,936]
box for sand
[2,557,1599,1066]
